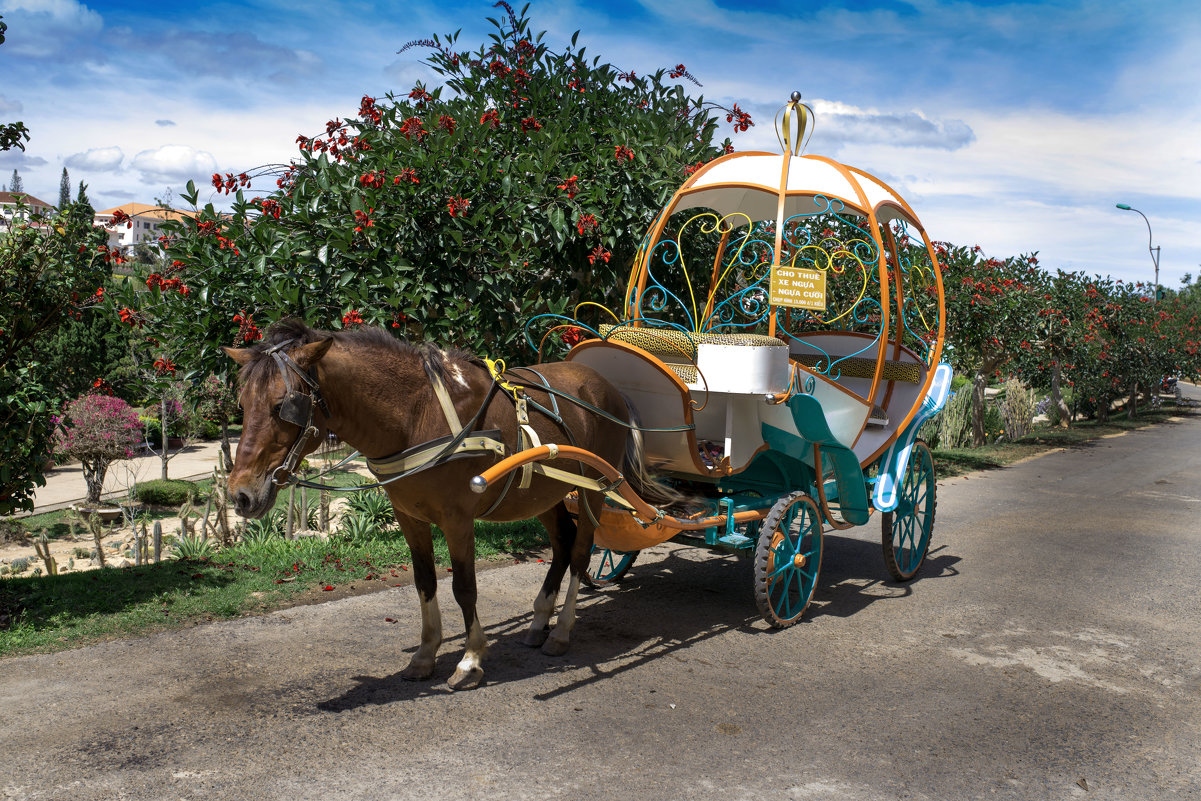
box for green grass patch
[0,517,548,657]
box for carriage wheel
[583,546,638,588]
[754,492,823,628]
[881,439,936,581]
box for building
[0,191,54,227]
[94,203,194,251]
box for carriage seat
[599,325,788,394]
[792,353,921,383]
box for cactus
[32,530,58,576]
[153,521,163,562]
[72,508,106,568]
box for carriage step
[716,532,752,547]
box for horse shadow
[316,536,962,711]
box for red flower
[117,307,142,328]
[399,116,427,141]
[342,310,364,328]
[556,175,579,199]
[153,357,177,376]
[409,86,432,105]
[108,209,132,229]
[683,161,705,176]
[614,145,634,164]
[447,196,471,217]
[359,95,381,125]
[352,208,375,231]
[669,63,688,78]
[359,170,386,189]
[520,116,542,133]
[576,213,598,235]
[438,114,457,133]
[393,168,419,185]
[479,109,501,129]
[725,103,753,133]
[588,245,611,265]
[559,327,587,347]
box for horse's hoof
[541,637,570,657]
[522,627,550,648]
[401,659,435,681]
[448,666,484,691]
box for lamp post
[1115,203,1161,301]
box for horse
[223,319,657,690]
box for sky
[1,0,1198,289]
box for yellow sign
[770,265,827,311]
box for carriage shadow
[317,537,961,710]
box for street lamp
[1115,203,1161,301]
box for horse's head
[223,337,334,518]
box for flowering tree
[194,373,240,469]
[109,4,747,372]
[54,393,143,506]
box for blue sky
[2,0,1198,288]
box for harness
[261,343,692,516]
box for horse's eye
[271,403,282,417]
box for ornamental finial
[775,91,814,156]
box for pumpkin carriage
[473,93,953,626]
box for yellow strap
[485,357,523,396]
[366,435,506,476]
[429,369,464,434]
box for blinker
[279,391,312,427]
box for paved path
[20,440,229,516]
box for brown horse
[224,320,646,690]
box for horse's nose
[232,489,254,515]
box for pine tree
[58,167,70,209]
[8,169,22,194]
[75,180,90,207]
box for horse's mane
[237,318,482,390]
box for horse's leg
[523,503,576,649]
[542,491,599,656]
[442,514,487,691]
[395,513,442,681]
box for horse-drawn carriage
[226,93,951,688]
[475,92,952,626]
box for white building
[0,191,54,227]
[94,203,194,250]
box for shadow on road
[316,536,962,711]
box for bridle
[264,340,330,486]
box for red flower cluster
[393,168,420,185]
[146,273,190,296]
[91,378,114,395]
[726,104,753,133]
[196,220,218,236]
[97,245,126,265]
[108,209,132,229]
[359,170,386,189]
[153,357,177,376]
[359,95,382,125]
[399,116,427,142]
[216,235,240,255]
[211,172,251,195]
[576,214,598,235]
[409,86,432,105]
[117,307,142,328]
[520,116,542,133]
[614,145,634,164]
[479,109,501,129]
[683,161,705,176]
[557,175,579,199]
[447,196,471,217]
[618,70,637,83]
[353,208,374,232]
[438,114,457,134]
[588,246,611,265]
[342,309,364,328]
[567,79,585,93]
[232,310,261,343]
[559,327,587,347]
[254,198,282,219]
[391,312,408,329]
[668,63,689,79]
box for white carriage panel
[695,343,789,394]
[729,394,770,470]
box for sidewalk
[18,440,230,518]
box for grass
[0,517,549,657]
[932,404,1191,478]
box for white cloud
[155,119,177,127]
[0,95,22,115]
[64,145,124,172]
[0,0,103,57]
[130,144,217,185]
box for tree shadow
[317,535,962,710]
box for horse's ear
[292,337,334,369]
[222,346,255,366]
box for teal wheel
[754,492,823,628]
[583,546,638,588]
[881,439,936,581]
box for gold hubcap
[792,553,807,568]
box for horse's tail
[620,394,687,508]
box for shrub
[999,378,1036,441]
[345,488,393,526]
[928,384,973,449]
[135,479,204,506]
[54,393,142,504]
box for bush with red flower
[53,392,143,506]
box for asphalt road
[3,396,1200,800]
